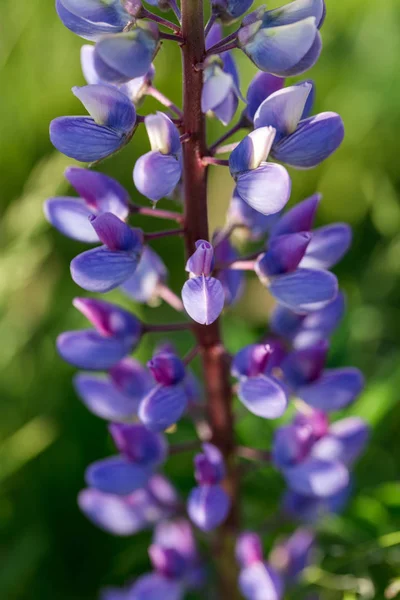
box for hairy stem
[180,0,240,597]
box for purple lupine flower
[85,422,167,495]
[270,528,314,584]
[93,21,160,84]
[187,444,231,531]
[133,112,182,203]
[238,0,324,76]
[73,356,153,421]
[211,0,254,23]
[50,85,137,162]
[57,297,142,370]
[78,474,179,535]
[282,341,364,411]
[236,532,284,600]
[70,212,143,292]
[214,234,244,305]
[44,167,130,243]
[182,240,225,325]
[229,127,291,215]
[81,44,156,105]
[270,291,346,349]
[56,0,131,41]
[202,24,242,125]
[254,82,344,168]
[121,246,168,303]
[243,72,285,125]
[231,343,288,418]
[226,187,280,241]
[283,483,351,524]
[139,351,188,431]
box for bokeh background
[1,0,400,598]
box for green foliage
[0,0,400,597]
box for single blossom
[236,532,284,600]
[50,85,137,162]
[56,0,130,41]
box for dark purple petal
[236,163,291,216]
[312,417,369,465]
[182,276,224,325]
[148,352,186,386]
[245,72,285,123]
[268,268,338,313]
[254,83,313,138]
[85,455,152,495]
[133,151,182,203]
[139,384,188,432]
[73,297,142,338]
[50,116,125,162]
[44,197,98,242]
[284,458,349,498]
[238,375,288,419]
[70,244,142,292]
[236,532,264,568]
[129,573,184,600]
[194,443,226,485]
[186,240,215,276]
[148,546,187,579]
[153,518,197,564]
[271,193,321,237]
[73,373,140,421]
[90,213,142,251]
[232,344,274,378]
[300,223,352,270]
[65,166,130,219]
[282,340,328,387]
[109,423,167,466]
[110,357,153,398]
[257,232,311,277]
[57,330,129,370]
[271,528,314,582]
[239,562,283,600]
[298,368,365,411]
[187,485,230,532]
[272,112,345,169]
[121,246,167,303]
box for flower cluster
[46,0,368,598]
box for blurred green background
[1,0,400,598]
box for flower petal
[109,423,167,467]
[254,82,312,138]
[266,0,325,28]
[300,223,352,269]
[50,116,125,162]
[238,375,288,419]
[268,268,338,313]
[182,276,225,325]
[74,373,141,420]
[44,197,98,242]
[245,72,285,123]
[298,367,364,411]
[73,84,136,133]
[239,562,283,600]
[312,417,369,466]
[56,0,127,41]
[65,166,130,219]
[187,485,230,531]
[85,455,151,495]
[284,458,349,498]
[236,163,291,215]
[257,232,311,277]
[57,330,129,370]
[283,485,351,523]
[129,573,184,600]
[272,112,344,169]
[110,357,153,398]
[278,31,322,77]
[202,64,235,114]
[139,384,188,432]
[121,246,167,302]
[270,193,321,237]
[133,151,182,203]
[145,112,181,155]
[230,128,276,174]
[70,245,141,292]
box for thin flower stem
[201,157,230,167]
[215,141,240,155]
[209,119,245,155]
[169,440,201,455]
[144,227,185,241]
[142,9,182,33]
[236,446,271,462]
[157,283,184,311]
[204,13,217,38]
[168,0,181,20]
[144,322,193,333]
[217,249,264,269]
[131,203,183,222]
[225,259,256,271]
[159,31,185,43]
[183,345,200,365]
[147,86,184,118]
[206,40,238,56]
[212,223,244,246]
[206,30,239,55]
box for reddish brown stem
[181,0,240,597]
